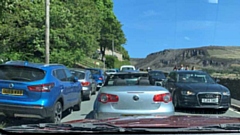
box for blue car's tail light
[28,83,55,92]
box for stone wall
[219,78,240,100]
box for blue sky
[113,0,240,58]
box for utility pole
[45,0,50,64]
[112,38,114,56]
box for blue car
[86,68,105,90]
[0,61,82,123]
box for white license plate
[201,98,218,103]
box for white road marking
[229,108,240,115]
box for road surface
[1,93,239,127]
[61,92,240,123]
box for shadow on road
[0,115,43,127]
[0,110,74,127]
[84,111,95,119]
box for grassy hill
[130,46,240,76]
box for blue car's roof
[3,61,65,69]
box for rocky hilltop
[130,46,240,70]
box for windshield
[88,69,100,75]
[177,72,215,83]
[71,71,85,79]
[1,0,240,133]
[105,73,149,86]
[106,69,116,73]
[0,65,45,81]
[149,71,166,79]
[121,67,134,71]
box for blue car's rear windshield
[0,65,45,82]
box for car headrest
[139,79,150,85]
[113,79,126,86]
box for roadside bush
[105,55,131,69]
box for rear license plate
[201,98,218,103]
[2,88,23,96]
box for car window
[105,73,149,86]
[71,71,85,80]
[177,72,215,83]
[0,65,45,82]
[168,72,177,82]
[64,69,74,81]
[149,71,166,79]
[88,69,100,75]
[121,67,134,71]
[106,69,116,72]
[54,69,67,81]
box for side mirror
[155,82,162,86]
[215,78,220,83]
[168,79,175,82]
[73,76,78,82]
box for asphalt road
[61,92,240,123]
[1,92,239,127]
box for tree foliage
[0,0,128,67]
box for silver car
[93,72,175,119]
[70,68,97,101]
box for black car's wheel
[173,94,179,109]
[48,101,62,124]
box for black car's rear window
[71,71,85,79]
[0,65,45,82]
[149,71,166,79]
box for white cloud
[208,0,218,4]
[142,10,160,17]
[184,36,190,40]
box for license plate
[2,88,23,96]
[201,98,218,103]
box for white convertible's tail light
[98,93,119,103]
[153,93,172,103]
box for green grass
[207,46,240,59]
[77,57,104,68]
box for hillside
[130,46,240,71]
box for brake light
[98,93,119,103]
[99,77,103,80]
[28,83,55,92]
[81,81,90,86]
[153,93,172,103]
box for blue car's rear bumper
[0,103,53,118]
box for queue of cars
[0,61,232,123]
[92,66,231,119]
[0,61,82,123]
[0,61,107,123]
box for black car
[163,70,231,112]
[148,70,166,86]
